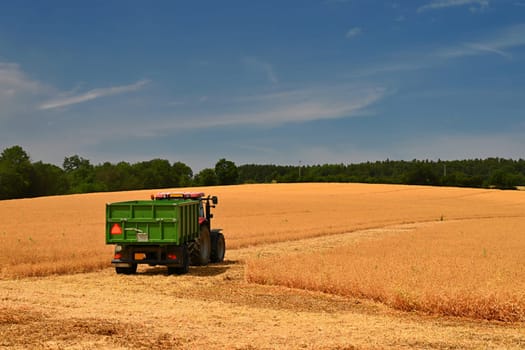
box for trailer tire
[115,264,137,275]
[191,225,211,266]
[210,232,225,263]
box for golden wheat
[246,217,525,321]
[1,183,525,280]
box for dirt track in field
[2,222,525,349]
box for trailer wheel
[191,225,211,266]
[168,246,190,275]
[210,233,225,263]
[115,264,137,275]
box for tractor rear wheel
[210,232,225,263]
[191,225,211,266]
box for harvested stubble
[246,217,525,322]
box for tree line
[1,145,524,200]
[237,159,525,189]
[0,145,239,200]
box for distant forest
[1,145,524,200]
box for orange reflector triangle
[111,223,122,235]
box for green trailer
[105,192,225,275]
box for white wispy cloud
[0,62,42,94]
[346,27,362,39]
[395,15,406,22]
[347,62,428,78]
[435,23,525,59]
[39,80,150,110]
[464,43,511,58]
[418,0,489,13]
[242,57,278,84]
[344,23,525,81]
[0,62,52,121]
[158,85,387,130]
[64,85,387,142]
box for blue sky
[0,0,524,171]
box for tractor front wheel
[210,232,225,263]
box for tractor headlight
[115,245,123,253]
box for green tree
[94,162,117,191]
[31,161,68,196]
[404,162,440,186]
[194,168,218,186]
[134,159,174,189]
[215,158,238,185]
[0,145,33,199]
[63,155,96,193]
[115,161,141,190]
[172,161,193,187]
[488,169,523,189]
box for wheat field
[1,183,524,279]
[2,183,525,320]
[246,216,525,321]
